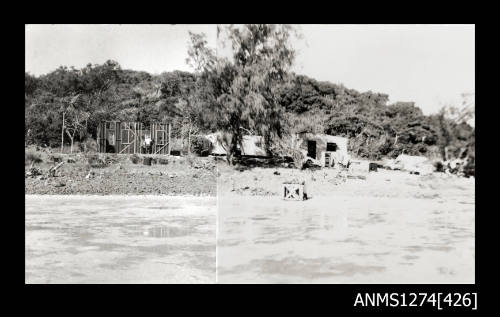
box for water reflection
[144,226,193,238]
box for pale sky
[25,24,217,75]
[26,24,474,115]
[292,24,475,115]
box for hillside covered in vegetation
[25,59,474,164]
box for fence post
[168,122,171,156]
[61,112,65,153]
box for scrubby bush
[25,150,42,165]
[268,135,304,169]
[79,139,98,153]
[87,154,106,168]
[130,154,140,164]
[190,136,213,156]
[434,161,444,172]
[103,154,119,164]
[462,157,475,177]
[49,154,63,163]
[25,58,474,166]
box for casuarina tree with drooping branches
[186,24,300,164]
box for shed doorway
[307,140,317,159]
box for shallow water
[145,226,194,238]
[25,195,216,284]
[217,193,475,284]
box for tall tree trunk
[84,119,88,151]
[227,132,240,166]
[187,125,192,155]
[61,112,65,153]
[264,132,271,156]
[66,130,75,154]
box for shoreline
[25,193,217,199]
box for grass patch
[25,150,43,165]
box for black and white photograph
[25,25,218,283]
[25,24,475,285]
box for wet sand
[217,169,475,284]
[25,195,216,284]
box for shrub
[462,158,475,177]
[130,154,140,164]
[87,154,106,168]
[434,161,444,172]
[49,154,63,163]
[25,150,42,165]
[79,139,98,153]
[190,136,213,156]
[103,154,119,165]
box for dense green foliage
[25,62,200,148]
[278,74,475,160]
[25,63,474,162]
[25,25,474,164]
[185,25,299,164]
